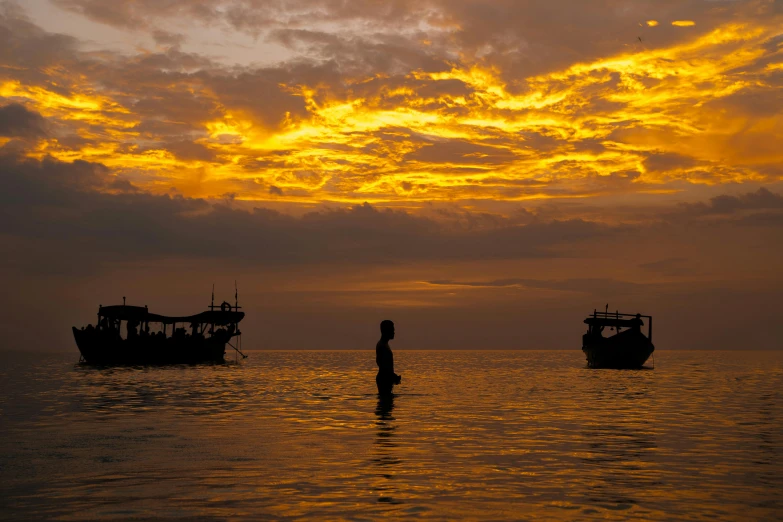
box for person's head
[380,320,395,340]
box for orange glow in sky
[1,1,782,351]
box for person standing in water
[376,320,401,395]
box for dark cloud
[428,278,527,287]
[126,47,214,72]
[50,0,433,33]
[427,277,645,295]
[6,152,779,278]
[0,103,47,138]
[152,29,186,47]
[643,152,700,173]
[406,139,517,165]
[45,0,780,86]
[0,6,79,82]
[678,188,783,216]
[0,154,611,273]
[703,81,783,118]
[202,65,318,129]
[0,150,118,205]
[639,257,698,277]
[50,0,217,30]
[268,28,447,76]
[156,140,217,162]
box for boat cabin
[92,302,244,341]
[583,310,652,343]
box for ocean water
[0,350,781,521]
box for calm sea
[1,350,781,521]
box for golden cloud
[2,17,781,207]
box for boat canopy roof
[585,317,643,328]
[585,309,653,341]
[98,305,244,325]
[584,310,650,328]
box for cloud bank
[0,1,780,207]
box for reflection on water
[0,350,781,520]
[373,395,400,504]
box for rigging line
[227,341,247,358]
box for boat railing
[590,311,650,319]
[589,309,653,342]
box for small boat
[73,294,245,365]
[582,308,654,369]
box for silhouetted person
[127,319,139,339]
[376,320,401,395]
[583,324,604,346]
[632,314,643,332]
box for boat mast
[210,284,215,334]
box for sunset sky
[1,0,781,351]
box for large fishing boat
[582,307,654,369]
[73,292,246,365]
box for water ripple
[1,350,781,520]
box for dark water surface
[1,350,781,521]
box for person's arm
[390,350,402,383]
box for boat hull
[582,329,654,369]
[73,327,229,365]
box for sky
[0,0,781,351]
